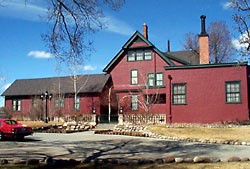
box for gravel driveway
[0,131,249,162]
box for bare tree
[227,0,250,57]
[183,32,199,51]
[43,0,124,66]
[208,21,235,63]
[183,21,235,63]
[0,0,124,65]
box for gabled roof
[103,31,178,73]
[2,74,110,97]
[164,50,199,65]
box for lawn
[148,125,250,142]
[19,121,63,128]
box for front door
[99,106,118,123]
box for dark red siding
[166,65,249,123]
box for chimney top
[167,40,170,52]
[199,15,208,37]
[143,23,148,39]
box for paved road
[0,131,250,162]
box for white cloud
[28,50,53,59]
[0,0,47,22]
[222,2,233,9]
[102,15,134,36]
[0,77,6,82]
[1,83,11,90]
[83,65,97,71]
[232,33,249,50]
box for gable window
[226,81,241,103]
[131,95,138,111]
[147,73,164,87]
[127,50,152,61]
[74,95,80,111]
[131,69,138,85]
[12,99,21,111]
[55,96,64,108]
[144,50,152,60]
[127,51,136,61]
[136,50,143,61]
[173,83,186,105]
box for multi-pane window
[144,94,166,105]
[144,50,152,60]
[156,73,163,86]
[131,95,138,111]
[136,50,143,61]
[74,96,80,111]
[173,83,186,104]
[148,73,155,87]
[12,99,21,111]
[55,96,64,107]
[226,81,241,103]
[131,69,138,85]
[147,73,164,87]
[127,50,152,61]
[127,51,136,61]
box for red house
[1,74,115,123]
[2,15,250,124]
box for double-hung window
[131,69,138,85]
[172,83,186,104]
[148,73,155,87]
[226,81,241,103]
[131,95,138,111]
[55,96,64,108]
[156,73,163,86]
[12,99,21,111]
[74,95,80,111]
[147,73,164,87]
[136,50,143,61]
[144,50,152,60]
[127,51,136,61]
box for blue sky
[0,0,242,106]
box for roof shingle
[2,74,110,96]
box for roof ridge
[15,73,108,81]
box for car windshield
[5,120,18,125]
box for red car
[0,119,33,140]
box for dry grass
[19,121,63,128]
[148,125,250,142]
[136,162,250,169]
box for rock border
[94,125,250,146]
[0,155,248,167]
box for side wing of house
[1,74,111,121]
[165,63,250,123]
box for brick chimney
[199,15,210,64]
[143,23,148,39]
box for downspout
[168,75,172,124]
[108,86,113,123]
